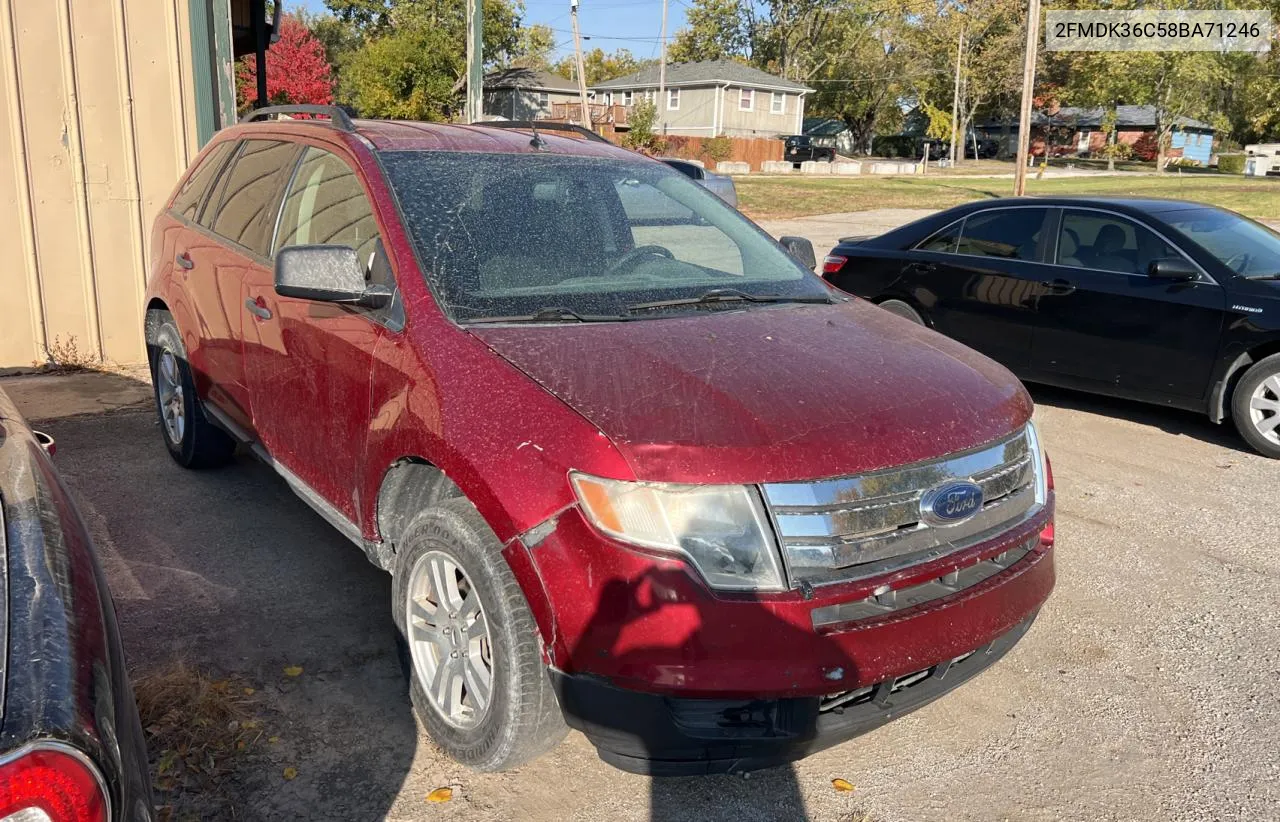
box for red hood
[470,300,1032,484]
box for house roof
[592,60,811,93]
[975,105,1215,132]
[484,68,578,93]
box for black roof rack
[479,120,612,144]
[240,105,356,133]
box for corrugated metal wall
[0,0,205,368]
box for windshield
[378,151,826,321]
[1162,207,1280,278]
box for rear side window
[170,143,233,221]
[205,140,297,256]
[955,208,1047,260]
[917,220,962,253]
[275,147,381,268]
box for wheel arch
[873,293,933,327]
[1212,339,1280,423]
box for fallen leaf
[283,766,298,781]
[832,778,855,792]
[427,787,453,803]
[268,736,281,744]
[283,665,304,677]
[243,686,256,695]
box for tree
[343,24,460,119]
[509,24,557,70]
[624,99,659,148]
[669,0,750,62]
[552,48,648,85]
[236,14,334,112]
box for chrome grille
[762,428,1041,587]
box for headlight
[570,472,786,592]
[1025,420,1048,506]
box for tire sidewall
[391,504,528,769]
[879,299,925,325]
[1231,355,1280,458]
[151,320,196,463]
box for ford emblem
[920,480,984,526]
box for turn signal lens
[0,744,108,822]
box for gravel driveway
[5,350,1277,821]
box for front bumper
[552,611,1038,776]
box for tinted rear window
[171,143,233,222]
[206,140,298,256]
[955,208,1047,260]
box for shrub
[703,135,733,162]
[624,99,658,149]
[1217,154,1245,174]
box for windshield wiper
[463,306,632,324]
[626,288,832,313]
[1245,272,1280,281]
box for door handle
[175,251,194,270]
[906,261,937,274]
[245,298,273,320]
[1039,278,1076,295]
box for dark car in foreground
[823,197,1280,457]
[0,387,153,821]
[143,105,1054,776]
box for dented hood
[470,299,1032,484]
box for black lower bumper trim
[551,612,1037,776]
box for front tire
[145,310,235,468]
[878,299,926,325]
[392,498,566,771]
[1231,353,1280,458]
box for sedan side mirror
[780,236,817,270]
[1147,257,1198,282]
[275,245,392,308]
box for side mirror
[1147,257,1198,282]
[275,245,392,308]
[780,236,817,270]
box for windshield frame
[374,149,831,324]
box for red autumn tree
[236,14,334,111]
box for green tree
[669,0,750,62]
[343,24,461,119]
[624,98,659,148]
[552,48,648,85]
[509,24,557,70]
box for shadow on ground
[1026,382,1252,455]
[28,391,418,820]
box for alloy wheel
[406,551,494,728]
[156,349,185,444]
[1248,374,1280,446]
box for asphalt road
[6,357,1277,822]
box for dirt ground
[5,359,1276,822]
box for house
[975,105,1217,164]
[591,60,812,138]
[483,68,582,121]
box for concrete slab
[2,369,152,421]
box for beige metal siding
[1,0,199,369]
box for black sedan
[0,387,153,820]
[822,197,1280,457]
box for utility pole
[571,0,592,129]
[949,23,964,165]
[658,0,669,133]
[1013,0,1041,196]
[465,0,483,122]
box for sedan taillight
[821,255,847,276]
[0,744,108,822]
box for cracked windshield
[379,151,831,321]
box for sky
[291,0,690,61]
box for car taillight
[821,255,847,276]
[0,744,108,822]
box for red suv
[144,107,1055,776]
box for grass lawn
[736,173,1280,221]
